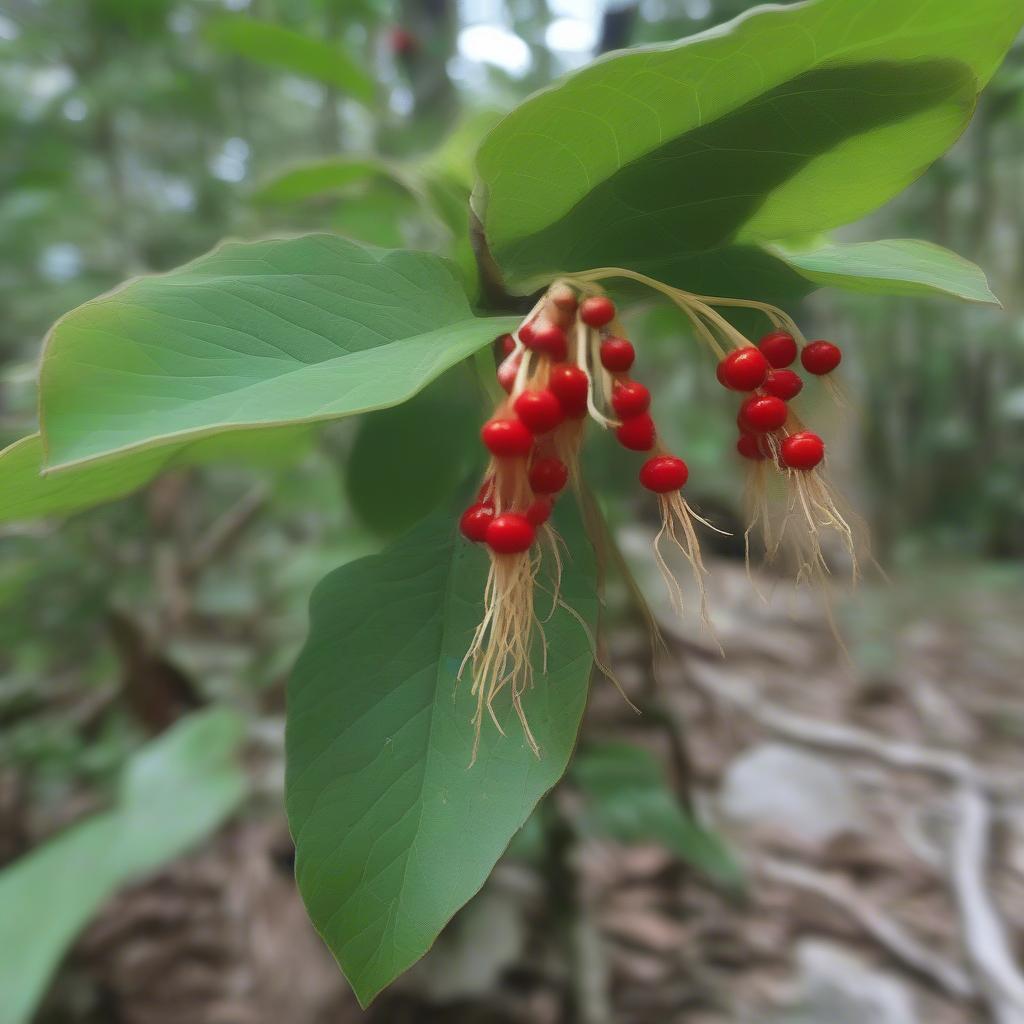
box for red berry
[762,368,803,401]
[616,413,656,451]
[611,380,650,418]
[717,348,769,391]
[780,431,825,470]
[529,321,568,361]
[518,320,536,346]
[801,340,842,375]
[548,364,589,418]
[529,456,568,494]
[497,352,520,393]
[514,389,564,434]
[498,333,516,357]
[600,337,635,373]
[389,26,418,54]
[549,285,577,312]
[736,433,767,461]
[485,513,535,554]
[580,295,616,327]
[739,395,788,432]
[481,418,533,457]
[526,497,553,526]
[460,502,493,542]
[757,330,797,368]
[639,455,688,493]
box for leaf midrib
[366,525,464,999]
[40,318,515,473]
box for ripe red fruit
[485,513,535,554]
[762,368,803,401]
[526,497,553,526]
[549,285,577,312]
[548,364,589,418]
[518,320,536,346]
[600,337,635,373]
[460,502,493,542]
[580,295,616,327]
[736,433,767,461]
[514,389,564,434]
[757,330,797,368]
[780,431,825,470]
[801,340,842,375]
[529,456,568,494]
[639,455,688,493]
[389,26,418,55]
[497,352,520,393]
[717,348,769,391]
[529,321,568,361]
[611,380,650,418]
[616,413,656,451]
[481,418,533,457]
[739,394,788,432]
[498,333,516,357]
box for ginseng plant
[2,0,1018,1008]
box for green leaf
[254,161,458,254]
[329,184,427,248]
[253,157,409,206]
[475,0,1023,293]
[572,743,743,891]
[286,501,598,1006]
[37,234,516,471]
[346,368,481,537]
[0,426,312,524]
[420,108,504,189]
[205,16,374,101]
[768,238,1001,305]
[0,710,246,1024]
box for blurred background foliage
[1,1,1023,1021]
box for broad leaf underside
[490,61,973,294]
[286,504,598,1006]
[475,0,1023,298]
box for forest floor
[39,543,1024,1024]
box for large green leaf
[345,368,481,537]
[253,157,410,206]
[0,426,312,524]
[475,0,1023,292]
[768,237,1001,305]
[205,16,374,101]
[572,742,743,891]
[286,501,598,1006]
[37,235,516,471]
[0,710,246,1024]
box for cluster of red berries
[587,299,691,495]
[460,286,581,555]
[459,448,568,555]
[460,292,691,556]
[718,331,841,471]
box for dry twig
[759,857,976,1000]
[687,670,1023,795]
[948,787,1024,1024]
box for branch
[948,787,1024,1024]
[469,207,535,314]
[184,483,268,579]
[597,3,639,54]
[687,669,1024,795]
[759,857,976,1000]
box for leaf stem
[566,266,802,357]
[472,345,503,406]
